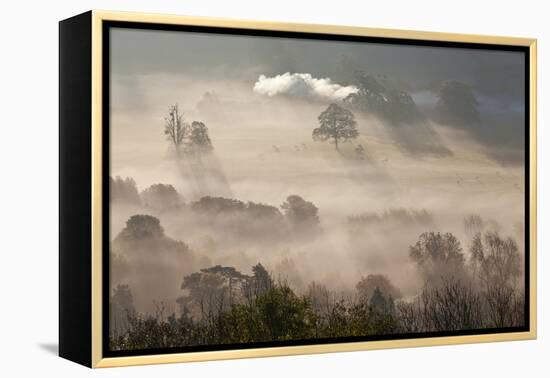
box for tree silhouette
[188,121,213,151]
[344,73,420,123]
[281,195,319,228]
[118,214,164,240]
[356,274,402,302]
[470,231,521,288]
[369,287,387,312]
[164,104,186,152]
[110,284,135,336]
[110,176,140,204]
[313,103,358,150]
[140,184,182,211]
[163,105,215,156]
[436,80,480,125]
[409,232,466,284]
[251,263,273,295]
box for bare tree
[464,214,484,237]
[483,284,519,327]
[470,231,521,288]
[419,279,483,332]
[164,104,186,152]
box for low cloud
[253,72,358,101]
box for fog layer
[109,28,525,318]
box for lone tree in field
[313,103,358,150]
[164,104,186,152]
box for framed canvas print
[59,10,537,368]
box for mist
[107,29,526,346]
[110,71,524,315]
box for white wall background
[0,0,546,376]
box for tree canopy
[281,195,319,228]
[344,73,420,123]
[118,214,165,240]
[313,103,358,150]
[409,232,466,283]
[140,184,182,211]
[436,80,480,125]
[188,121,213,152]
[356,274,402,301]
[111,176,140,204]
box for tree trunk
[334,136,339,151]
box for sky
[110,27,525,97]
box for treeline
[348,208,434,228]
[111,176,321,241]
[111,176,317,220]
[111,176,183,211]
[341,71,480,128]
[110,229,524,351]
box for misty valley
[108,28,526,351]
[110,180,524,350]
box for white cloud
[253,72,358,102]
